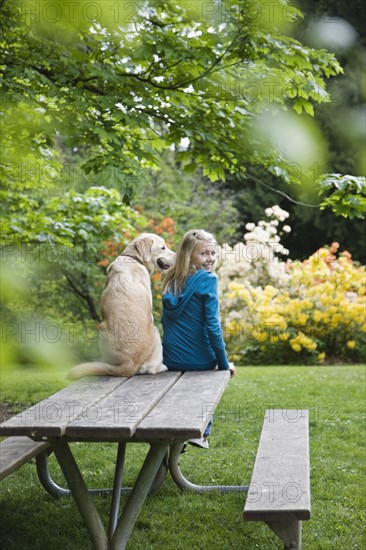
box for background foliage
[221,0,366,260]
[1,0,365,367]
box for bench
[0,436,49,481]
[244,409,310,550]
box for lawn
[0,365,365,549]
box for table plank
[65,371,182,439]
[0,376,128,438]
[244,409,310,521]
[135,370,230,440]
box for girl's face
[190,241,217,272]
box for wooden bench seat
[244,409,310,550]
[0,436,49,481]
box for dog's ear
[134,237,154,262]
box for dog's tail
[67,361,127,380]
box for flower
[290,342,302,352]
[218,207,365,365]
[282,225,291,233]
[272,205,290,221]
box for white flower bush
[217,205,292,329]
[218,204,291,291]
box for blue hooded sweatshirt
[162,269,230,371]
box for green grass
[0,366,365,549]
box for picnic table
[0,369,245,549]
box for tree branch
[62,271,101,322]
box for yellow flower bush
[218,209,365,365]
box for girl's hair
[162,229,217,295]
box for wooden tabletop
[0,370,231,442]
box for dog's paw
[156,363,168,373]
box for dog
[68,233,176,379]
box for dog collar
[121,253,144,266]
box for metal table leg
[169,442,249,494]
[51,440,109,550]
[50,439,242,549]
[36,450,72,498]
[149,449,169,494]
[111,441,169,550]
[109,442,127,539]
[36,445,132,499]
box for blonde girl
[162,229,235,448]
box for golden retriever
[68,233,176,379]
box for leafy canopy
[1,0,347,245]
[318,174,366,219]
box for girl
[162,229,235,448]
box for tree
[1,0,344,235]
[133,150,240,243]
[2,184,145,312]
[0,187,146,365]
[220,0,366,259]
[295,0,366,219]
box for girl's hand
[228,362,236,378]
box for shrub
[218,208,366,365]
